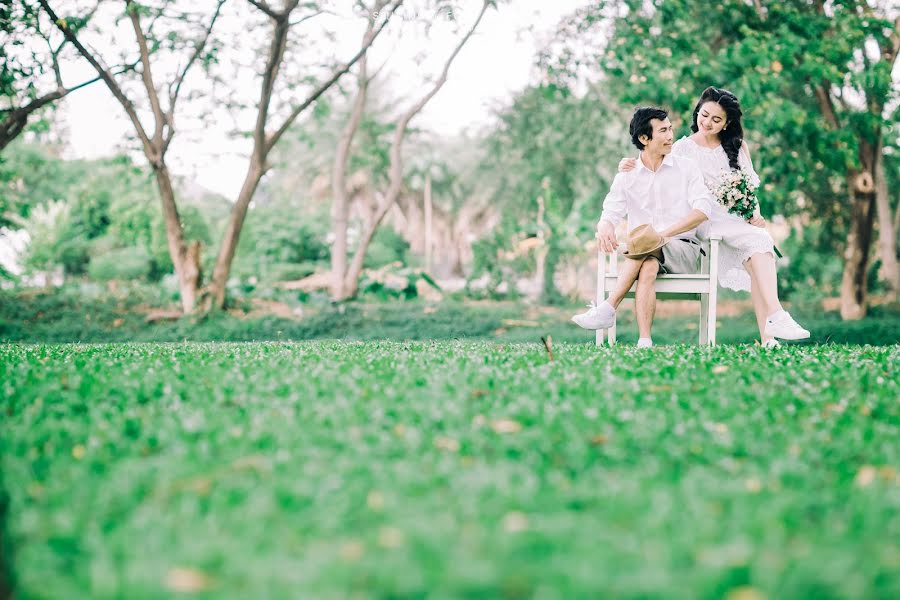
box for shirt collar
[637,151,674,172]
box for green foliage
[544,0,898,284]
[1,282,898,345]
[777,221,845,301]
[480,83,630,300]
[19,199,90,274]
[4,144,221,281]
[0,141,84,227]
[467,228,530,299]
[148,204,212,279]
[1,340,899,598]
[233,201,329,283]
[363,226,411,269]
[87,246,153,282]
[357,264,441,301]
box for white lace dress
[672,136,775,291]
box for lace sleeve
[740,142,761,187]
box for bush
[87,246,153,281]
[233,208,330,281]
[261,261,319,283]
[363,227,411,269]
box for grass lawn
[2,341,899,599]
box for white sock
[637,337,653,348]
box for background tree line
[1,0,897,320]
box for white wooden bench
[595,234,721,346]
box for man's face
[641,118,674,155]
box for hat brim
[622,236,672,259]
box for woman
[618,86,809,346]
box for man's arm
[659,163,710,237]
[659,209,708,238]
[596,173,627,252]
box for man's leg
[635,257,660,339]
[572,255,647,330]
[606,257,645,308]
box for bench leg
[707,289,718,346]
[608,315,617,345]
[707,239,719,346]
[699,294,709,345]
[596,248,606,347]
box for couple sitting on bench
[572,104,809,347]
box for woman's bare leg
[744,259,773,342]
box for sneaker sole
[571,316,613,331]
[764,328,811,340]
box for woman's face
[697,101,727,136]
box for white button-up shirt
[598,152,713,241]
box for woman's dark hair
[629,107,669,150]
[691,86,744,170]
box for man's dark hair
[629,107,669,150]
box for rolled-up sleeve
[686,164,713,219]
[598,173,628,227]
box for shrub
[87,246,153,281]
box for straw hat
[622,224,671,259]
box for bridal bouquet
[712,169,759,220]
[711,169,782,257]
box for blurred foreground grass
[2,341,898,599]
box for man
[572,106,712,347]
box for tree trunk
[840,168,877,320]
[207,159,265,309]
[541,240,562,304]
[330,72,369,301]
[424,174,433,272]
[153,161,200,313]
[342,220,380,299]
[338,1,491,298]
[874,152,898,299]
[330,195,350,300]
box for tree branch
[289,10,326,28]
[164,0,227,153]
[265,0,404,154]
[37,0,154,157]
[169,0,226,111]
[885,15,900,67]
[127,1,167,146]
[250,5,298,165]
[394,0,489,138]
[246,0,280,20]
[343,0,491,291]
[0,89,63,151]
[814,84,841,130]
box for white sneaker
[571,301,616,330]
[761,338,780,348]
[764,311,810,340]
[636,338,653,348]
